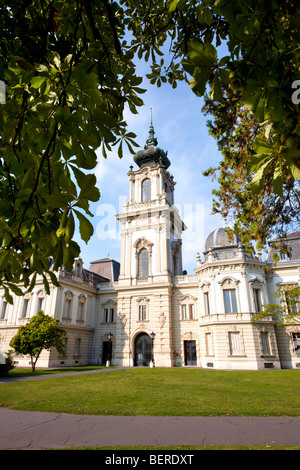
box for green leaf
[167,0,180,12]
[78,174,100,202]
[65,211,75,242]
[249,160,271,194]
[6,282,23,296]
[272,166,283,197]
[253,137,274,155]
[47,270,60,288]
[247,153,271,173]
[188,41,217,67]
[42,273,50,295]
[3,286,13,305]
[30,76,47,89]
[197,5,213,25]
[290,163,300,180]
[27,273,37,293]
[74,210,94,243]
[210,73,222,102]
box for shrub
[0,350,15,377]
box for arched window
[138,248,149,278]
[141,178,151,202]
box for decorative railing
[173,275,198,284]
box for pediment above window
[178,294,197,303]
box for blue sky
[76,60,225,275]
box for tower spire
[133,108,171,169]
[146,108,157,147]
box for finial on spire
[147,107,157,147]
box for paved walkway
[0,368,300,449]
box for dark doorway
[134,333,152,366]
[184,340,197,366]
[102,341,112,365]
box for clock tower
[114,121,186,367]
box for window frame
[139,304,147,321]
[205,332,214,356]
[141,178,151,202]
[136,296,150,322]
[223,289,238,313]
[101,299,117,324]
[63,290,74,320]
[21,293,32,318]
[227,328,245,357]
[219,277,240,314]
[138,248,149,278]
[0,299,7,320]
[179,294,197,321]
[260,330,271,356]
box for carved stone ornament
[159,312,166,327]
[133,237,153,255]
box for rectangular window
[181,304,187,320]
[22,299,29,318]
[63,338,68,356]
[138,249,149,278]
[78,302,84,320]
[104,308,114,323]
[139,305,147,321]
[110,308,114,323]
[292,333,300,356]
[37,297,43,313]
[75,338,81,356]
[261,331,271,355]
[205,333,213,356]
[253,289,261,313]
[0,301,7,319]
[189,304,195,319]
[223,289,238,313]
[228,331,242,355]
[65,299,71,318]
[104,308,109,323]
[141,178,151,202]
[285,292,298,314]
[204,292,210,315]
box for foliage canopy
[0,0,299,301]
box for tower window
[138,248,149,278]
[141,178,151,202]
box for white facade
[1,125,300,370]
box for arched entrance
[134,333,152,366]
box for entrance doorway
[184,340,197,366]
[134,333,152,366]
[102,341,112,365]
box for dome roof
[204,226,239,252]
[133,124,171,169]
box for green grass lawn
[5,365,106,378]
[0,368,299,417]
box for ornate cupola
[133,121,171,170]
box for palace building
[1,124,300,370]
